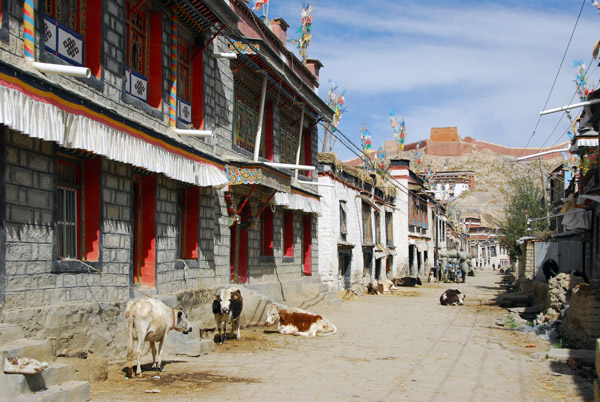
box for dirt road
[90,270,593,401]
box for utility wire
[520,0,586,155]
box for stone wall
[518,241,535,283]
[3,130,56,311]
[561,282,600,349]
[425,141,473,156]
[155,176,180,295]
[101,158,134,301]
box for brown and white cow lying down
[378,280,396,294]
[440,289,466,306]
[265,304,337,336]
[125,298,192,377]
[213,287,243,344]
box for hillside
[402,147,563,227]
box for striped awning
[0,63,227,187]
[570,135,598,152]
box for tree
[499,177,548,261]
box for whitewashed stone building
[317,153,402,291]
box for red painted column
[303,215,312,275]
[83,158,101,260]
[140,175,156,287]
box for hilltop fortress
[384,127,567,161]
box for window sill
[175,259,199,270]
[121,92,163,119]
[52,260,102,274]
[282,256,294,263]
[259,256,274,263]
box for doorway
[230,200,250,284]
[339,251,352,289]
[409,245,416,276]
[375,257,382,280]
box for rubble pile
[559,282,600,349]
[534,273,586,325]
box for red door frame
[303,215,312,275]
[230,202,250,284]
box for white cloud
[269,1,600,156]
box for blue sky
[256,0,600,160]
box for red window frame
[44,0,102,77]
[126,1,148,76]
[178,43,191,103]
[178,25,204,129]
[126,1,161,108]
[283,211,294,257]
[56,155,101,261]
[261,208,274,256]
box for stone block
[548,348,595,365]
[0,324,24,344]
[9,207,34,224]
[28,153,49,172]
[596,339,600,380]
[11,133,34,150]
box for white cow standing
[125,298,192,377]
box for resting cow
[265,304,337,336]
[378,280,396,294]
[125,298,192,377]
[367,282,379,295]
[440,289,466,306]
[213,287,243,343]
[391,277,423,287]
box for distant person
[492,263,495,271]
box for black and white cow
[391,277,423,287]
[440,289,465,306]
[213,287,243,343]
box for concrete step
[239,287,274,327]
[303,283,329,294]
[0,339,54,371]
[323,291,338,300]
[163,331,214,357]
[0,324,24,344]
[0,362,73,395]
[30,363,73,391]
[324,297,343,308]
[17,380,90,402]
[548,348,595,366]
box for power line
[520,0,586,154]
[538,58,600,150]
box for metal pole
[253,75,268,162]
[294,108,305,180]
[540,98,600,115]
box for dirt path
[90,270,593,401]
